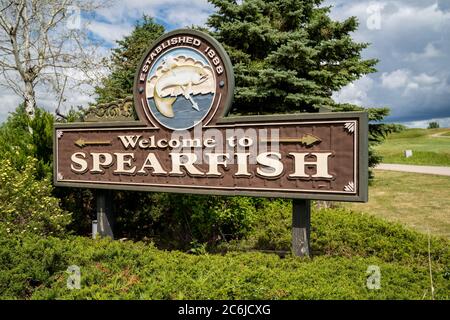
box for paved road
[430,132,450,138]
[376,163,450,176]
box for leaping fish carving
[147,56,215,118]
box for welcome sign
[54,29,368,202]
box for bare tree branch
[55,75,67,119]
[0,0,111,119]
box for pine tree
[207,0,376,113]
[207,0,391,177]
[95,16,165,103]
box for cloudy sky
[1,0,449,128]
[326,0,450,127]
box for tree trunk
[24,80,36,119]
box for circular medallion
[134,29,234,131]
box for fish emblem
[147,56,215,118]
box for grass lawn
[345,169,450,239]
[375,128,450,166]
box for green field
[345,170,450,239]
[376,128,450,166]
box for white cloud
[33,82,97,116]
[325,0,450,123]
[382,3,450,33]
[402,116,450,128]
[87,20,134,44]
[333,76,374,106]
[93,0,214,30]
[406,43,443,61]
[0,74,97,124]
[381,69,410,89]
[412,73,440,86]
[162,6,212,28]
[381,69,443,94]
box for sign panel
[54,29,368,202]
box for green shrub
[235,199,292,251]
[223,199,449,269]
[0,106,54,179]
[0,231,448,300]
[310,207,450,267]
[0,105,95,236]
[1,201,449,300]
[0,157,71,237]
[172,195,257,244]
[114,193,257,250]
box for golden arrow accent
[261,134,321,147]
[74,138,112,148]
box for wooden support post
[292,199,311,257]
[96,190,114,239]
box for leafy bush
[0,105,96,235]
[114,193,257,250]
[0,157,71,237]
[173,195,256,244]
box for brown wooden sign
[54,29,368,202]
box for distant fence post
[292,199,311,257]
[96,190,114,239]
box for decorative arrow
[186,93,200,111]
[261,134,321,147]
[74,138,111,148]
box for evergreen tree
[207,0,391,176]
[207,0,376,114]
[95,16,165,103]
[428,122,439,129]
[0,105,54,179]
